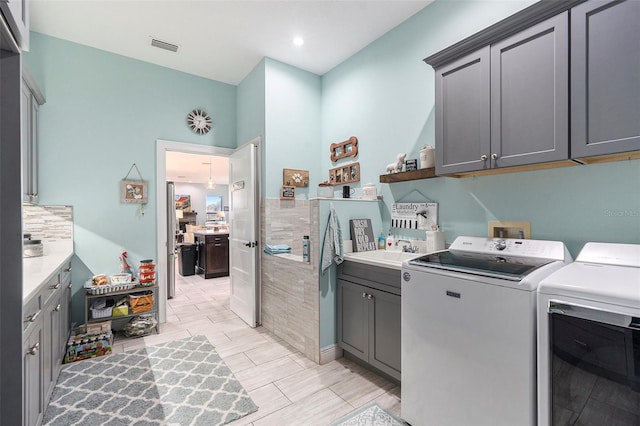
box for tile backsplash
[23,205,73,241]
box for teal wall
[264,58,322,198]
[24,33,237,322]
[237,59,266,146]
[237,59,266,194]
[318,0,640,347]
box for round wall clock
[187,109,212,134]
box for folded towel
[321,207,344,273]
[264,244,292,255]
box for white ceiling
[166,151,229,185]
[29,0,432,86]
[30,1,432,183]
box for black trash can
[178,243,196,276]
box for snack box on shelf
[63,330,113,364]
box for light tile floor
[112,270,401,425]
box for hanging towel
[321,207,344,273]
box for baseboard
[320,344,343,365]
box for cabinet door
[195,236,205,275]
[490,12,568,168]
[368,288,401,381]
[571,0,640,159]
[206,235,229,277]
[337,280,369,363]
[61,276,72,355]
[435,47,490,175]
[21,81,32,203]
[29,99,39,202]
[23,322,44,426]
[43,292,62,402]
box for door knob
[491,153,498,160]
[480,155,487,161]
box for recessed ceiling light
[293,36,304,47]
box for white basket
[84,280,137,295]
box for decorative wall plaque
[328,162,360,186]
[283,168,309,187]
[330,136,358,163]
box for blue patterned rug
[331,402,406,426]
[43,335,258,425]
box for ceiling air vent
[150,38,179,53]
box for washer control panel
[449,236,568,261]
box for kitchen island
[193,230,229,278]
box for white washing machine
[401,236,572,426]
[537,242,640,426]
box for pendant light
[207,158,216,189]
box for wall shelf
[379,167,436,183]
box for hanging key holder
[121,163,148,214]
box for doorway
[155,139,259,324]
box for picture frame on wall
[281,185,296,199]
[121,180,148,204]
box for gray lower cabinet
[23,303,44,426]
[435,13,568,175]
[571,0,640,159]
[23,260,72,426]
[337,262,401,381]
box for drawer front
[61,260,72,284]
[41,272,61,307]
[23,294,41,333]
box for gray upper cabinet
[490,12,568,168]
[435,13,569,175]
[22,69,45,204]
[435,48,490,175]
[0,0,29,50]
[571,0,640,160]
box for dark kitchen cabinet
[195,233,229,279]
[435,13,568,175]
[337,261,401,382]
[571,0,640,161]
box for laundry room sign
[349,219,377,252]
[391,202,438,230]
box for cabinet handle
[51,283,61,290]
[491,153,498,160]
[27,343,40,356]
[480,154,487,161]
[362,292,367,298]
[25,311,40,323]
[68,283,73,289]
[367,294,373,300]
[64,267,72,272]
[54,304,61,312]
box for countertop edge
[23,241,74,302]
[342,253,403,271]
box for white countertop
[193,230,229,235]
[343,249,421,270]
[23,240,74,302]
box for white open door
[229,141,259,327]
